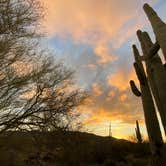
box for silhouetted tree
[0,0,87,133]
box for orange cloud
[83,97,94,105]
[77,83,144,138]
[107,67,138,91]
[39,0,158,138]
[83,106,145,138]
[42,0,156,40]
[94,42,117,64]
[106,90,116,101]
[120,93,127,101]
[42,0,133,37]
[83,105,143,125]
[92,83,103,97]
[41,0,157,65]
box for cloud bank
[40,0,161,137]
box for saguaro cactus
[136,30,166,135]
[143,3,166,60]
[130,45,165,165]
[109,122,112,137]
[135,120,142,143]
[129,3,166,165]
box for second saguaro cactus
[135,120,142,143]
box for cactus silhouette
[130,46,163,148]
[135,120,142,143]
[136,30,166,135]
[130,44,166,165]
[129,3,166,165]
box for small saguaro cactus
[135,120,142,143]
[109,122,112,137]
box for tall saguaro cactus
[129,3,166,165]
[130,45,165,165]
[130,45,163,148]
[136,30,166,135]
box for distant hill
[0,131,151,166]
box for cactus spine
[135,120,142,143]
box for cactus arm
[132,45,143,65]
[139,42,160,61]
[136,30,160,60]
[137,30,148,54]
[129,80,141,97]
[132,45,145,72]
[137,30,160,60]
[148,41,160,60]
[143,3,166,60]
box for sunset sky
[41,0,166,139]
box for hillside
[0,131,151,166]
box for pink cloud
[42,0,156,43]
[41,0,157,65]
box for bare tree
[0,0,87,134]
